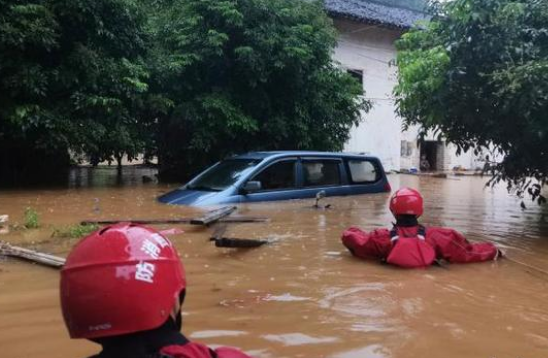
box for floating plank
[81,216,268,226]
[190,206,237,226]
[0,242,65,269]
[213,237,269,248]
[208,224,268,248]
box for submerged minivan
[158,151,391,206]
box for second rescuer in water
[60,223,252,358]
[342,187,501,268]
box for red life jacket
[386,226,436,269]
[161,343,252,358]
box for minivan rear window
[303,160,341,187]
[347,160,379,183]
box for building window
[401,141,414,157]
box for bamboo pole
[81,216,268,226]
[0,241,65,269]
[80,205,272,226]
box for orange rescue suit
[342,225,499,268]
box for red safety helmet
[60,223,186,339]
[389,187,424,217]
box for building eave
[324,0,429,30]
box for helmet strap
[174,289,186,331]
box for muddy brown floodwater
[1,168,548,358]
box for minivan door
[297,158,348,198]
[239,159,300,203]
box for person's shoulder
[161,342,253,358]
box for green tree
[145,0,370,180]
[0,0,150,183]
[395,0,548,203]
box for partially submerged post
[0,215,8,235]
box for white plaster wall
[446,144,475,170]
[332,19,403,171]
[332,18,486,172]
[400,124,421,169]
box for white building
[325,0,484,172]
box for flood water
[1,168,548,358]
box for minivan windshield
[186,159,261,191]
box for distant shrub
[24,207,40,229]
[52,224,99,239]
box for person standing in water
[60,223,253,358]
[342,187,501,268]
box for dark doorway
[420,141,439,171]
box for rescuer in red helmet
[60,223,252,358]
[341,187,500,268]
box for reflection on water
[67,166,159,188]
[331,344,390,358]
[262,333,339,346]
[1,170,548,358]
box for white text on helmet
[151,233,170,248]
[135,261,155,283]
[141,239,161,259]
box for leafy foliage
[0,0,151,181]
[145,0,370,180]
[51,223,99,238]
[1,0,368,183]
[24,207,39,228]
[395,0,548,204]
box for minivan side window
[347,160,379,183]
[303,160,341,187]
[251,160,296,191]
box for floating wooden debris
[81,206,269,226]
[209,224,269,248]
[213,237,269,248]
[210,224,228,241]
[190,206,237,226]
[0,241,65,269]
[80,216,270,225]
[81,216,269,226]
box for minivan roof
[231,151,380,161]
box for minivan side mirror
[241,181,262,194]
